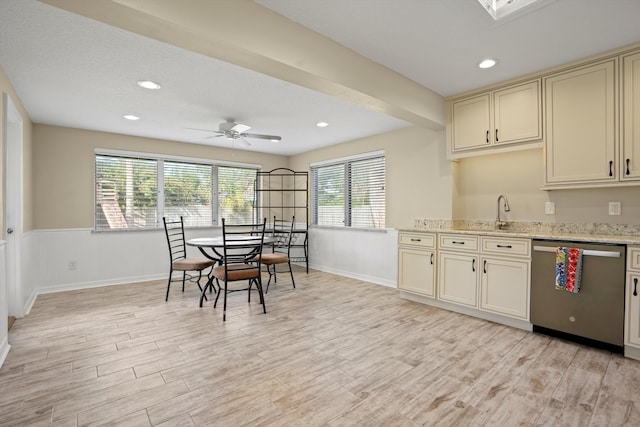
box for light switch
[609,202,621,216]
[544,201,555,215]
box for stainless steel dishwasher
[530,239,626,353]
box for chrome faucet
[496,194,511,230]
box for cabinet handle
[452,241,465,245]
[410,238,421,242]
[609,160,613,177]
[495,129,499,142]
[430,253,434,265]
[627,158,631,175]
[634,277,638,297]
[496,244,513,248]
[486,130,489,143]
[483,260,487,274]
[472,259,476,272]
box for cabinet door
[493,80,541,145]
[438,252,478,307]
[626,273,640,347]
[452,94,491,152]
[398,248,435,297]
[622,52,640,181]
[544,60,617,185]
[480,257,530,320]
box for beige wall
[0,65,33,233]
[289,126,452,229]
[454,148,640,225]
[32,125,287,229]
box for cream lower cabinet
[398,232,436,297]
[625,247,640,348]
[438,234,479,307]
[480,236,531,320]
[437,234,531,320]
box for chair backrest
[163,216,187,263]
[272,215,295,255]
[221,218,267,267]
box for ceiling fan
[191,121,281,146]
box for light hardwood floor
[2,268,640,426]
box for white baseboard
[34,273,166,296]
[400,290,533,331]
[309,263,396,288]
[0,337,10,369]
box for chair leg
[182,271,187,292]
[265,264,275,294]
[256,277,267,314]
[165,268,173,301]
[222,280,228,321]
[288,261,296,289]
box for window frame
[94,149,261,231]
[310,150,385,229]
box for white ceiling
[2,0,640,156]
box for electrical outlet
[544,201,555,215]
[609,202,621,216]
[68,261,78,270]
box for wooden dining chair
[162,216,215,301]
[210,218,267,321]
[255,215,296,293]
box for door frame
[3,92,24,318]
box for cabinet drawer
[399,232,435,248]
[481,236,531,257]
[439,234,479,251]
[628,247,640,271]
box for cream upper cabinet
[450,79,542,157]
[622,52,640,182]
[398,232,436,298]
[452,94,491,152]
[544,59,617,186]
[493,80,542,145]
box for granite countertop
[402,219,640,245]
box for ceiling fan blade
[186,127,224,134]
[242,133,281,141]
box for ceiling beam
[39,0,444,130]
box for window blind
[95,155,158,230]
[311,152,385,228]
[95,151,260,230]
[163,161,212,227]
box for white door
[3,93,24,318]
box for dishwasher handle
[533,245,621,258]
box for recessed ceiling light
[137,80,161,90]
[478,59,497,69]
[123,114,140,121]
[316,121,329,127]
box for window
[311,151,385,228]
[95,151,259,230]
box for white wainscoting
[18,227,398,307]
[26,228,225,297]
[0,241,9,368]
[308,227,398,287]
